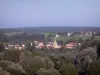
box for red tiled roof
[66,42,77,47]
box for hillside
[0,26,100,33]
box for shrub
[19,55,54,75]
[31,51,43,57]
[0,67,11,75]
[50,56,78,75]
[59,63,78,75]
[78,47,97,63]
[2,50,21,63]
[0,60,26,75]
[37,68,61,75]
[77,47,97,74]
[86,60,100,75]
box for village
[4,31,98,50]
[4,40,81,50]
[4,31,98,51]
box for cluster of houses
[67,31,97,36]
[4,40,81,50]
[5,44,25,50]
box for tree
[37,68,61,75]
[0,67,11,75]
[0,43,5,52]
[0,60,26,75]
[59,63,78,75]
[86,60,100,75]
[0,31,5,42]
[78,47,97,62]
[97,42,100,58]
[19,55,54,75]
[25,40,35,52]
[2,50,21,63]
[0,31,9,42]
[77,38,83,43]
[50,56,78,75]
[77,47,97,75]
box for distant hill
[0,26,100,33]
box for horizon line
[0,25,100,29]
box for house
[65,42,78,49]
[46,42,54,49]
[53,41,61,48]
[36,42,45,49]
[5,43,25,50]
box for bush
[31,51,43,57]
[59,63,78,75]
[0,60,26,75]
[78,47,97,63]
[50,56,78,75]
[2,50,21,63]
[37,68,61,75]
[0,43,5,52]
[86,60,100,75]
[19,55,54,75]
[77,47,97,74]
[0,67,11,75]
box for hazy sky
[0,0,100,28]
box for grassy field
[50,35,91,41]
[94,36,100,40]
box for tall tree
[0,43,5,52]
[97,42,100,59]
[25,40,35,52]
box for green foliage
[50,35,90,42]
[59,63,78,75]
[0,67,11,75]
[77,38,83,43]
[22,50,44,57]
[25,41,35,52]
[80,39,99,50]
[23,50,32,57]
[86,60,100,75]
[0,43,5,52]
[0,60,26,75]
[97,42,100,58]
[51,58,62,71]
[50,56,78,75]
[2,50,21,63]
[32,51,43,57]
[19,55,54,75]
[0,31,5,41]
[37,68,61,75]
[78,47,97,61]
[86,40,99,47]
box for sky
[0,0,100,28]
